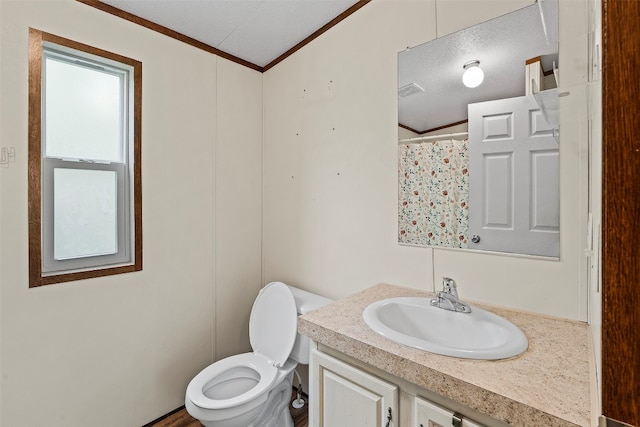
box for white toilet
[185,282,332,427]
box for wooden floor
[148,389,308,427]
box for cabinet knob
[385,407,393,427]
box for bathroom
[0,0,636,426]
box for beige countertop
[298,283,592,427]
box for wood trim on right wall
[601,0,640,424]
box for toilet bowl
[185,282,332,427]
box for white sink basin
[363,297,528,360]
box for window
[28,28,142,287]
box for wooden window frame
[28,28,143,287]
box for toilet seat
[187,352,277,410]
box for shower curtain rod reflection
[398,131,468,144]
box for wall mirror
[397,0,560,258]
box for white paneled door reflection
[468,94,559,257]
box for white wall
[215,59,263,361]
[435,0,533,37]
[263,0,591,320]
[0,1,262,426]
[586,0,603,417]
[263,1,438,301]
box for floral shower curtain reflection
[398,139,469,248]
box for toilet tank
[287,285,333,364]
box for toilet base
[192,371,295,427]
[251,377,294,427]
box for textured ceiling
[398,0,559,134]
[99,0,361,68]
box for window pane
[54,168,117,260]
[45,57,123,162]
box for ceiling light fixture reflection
[462,60,484,88]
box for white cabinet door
[415,396,484,427]
[310,349,398,427]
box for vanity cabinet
[300,284,593,427]
[310,347,488,427]
[310,348,398,427]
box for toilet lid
[249,282,298,367]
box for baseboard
[142,386,307,426]
[141,405,186,427]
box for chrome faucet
[430,277,472,313]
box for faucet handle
[441,277,459,298]
[442,277,456,291]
